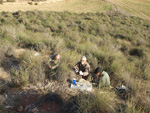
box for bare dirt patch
[39,102,62,113]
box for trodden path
[108,0,150,20]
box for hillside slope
[108,0,150,20]
[0,0,150,20]
[0,11,150,112]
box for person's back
[93,67,110,88]
[99,71,110,87]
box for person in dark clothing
[74,56,90,80]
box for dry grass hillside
[0,0,150,20]
[0,0,150,113]
[108,0,150,20]
[0,10,150,112]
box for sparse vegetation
[0,10,150,112]
[34,2,38,5]
[28,2,33,5]
[0,0,3,4]
[7,0,15,2]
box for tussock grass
[0,41,15,65]
[11,66,29,87]
[0,11,150,112]
[18,51,46,84]
[63,91,117,113]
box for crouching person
[74,56,90,80]
[48,54,60,79]
[93,67,110,88]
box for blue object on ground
[72,78,76,85]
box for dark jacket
[74,61,90,76]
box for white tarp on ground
[71,79,92,92]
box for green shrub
[76,41,98,55]
[17,31,42,48]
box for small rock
[17,106,24,112]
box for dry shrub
[38,36,66,54]
[126,88,150,113]
[133,94,150,112]
[34,2,38,5]
[16,50,46,84]
[28,2,33,5]
[63,91,117,113]
[76,41,98,55]
[47,37,65,53]
[135,57,150,80]
[0,26,16,41]
[0,41,15,64]
[86,53,98,71]
[123,74,150,112]
[11,67,29,87]
[92,50,124,76]
[53,50,81,82]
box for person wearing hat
[74,56,90,80]
[93,67,110,88]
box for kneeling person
[93,67,110,88]
[74,56,90,80]
[48,54,60,79]
[48,54,60,70]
